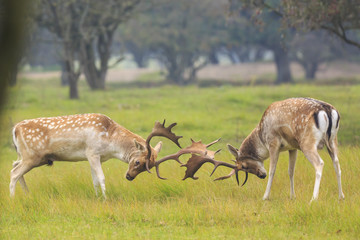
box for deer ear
[227,144,239,159]
[134,139,146,152]
[154,141,163,154]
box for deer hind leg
[9,160,34,197]
[12,160,29,193]
[263,140,281,200]
[302,148,324,202]
[86,151,106,199]
[288,150,297,199]
[327,136,345,200]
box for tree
[35,0,82,99]
[0,0,31,87]
[77,0,140,90]
[290,31,336,80]
[0,0,29,107]
[243,0,360,49]
[116,16,152,68]
[118,0,228,85]
[35,0,140,99]
[228,3,293,83]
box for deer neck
[108,124,146,164]
[239,126,269,162]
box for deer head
[125,139,163,181]
[227,144,267,180]
[125,120,183,180]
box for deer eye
[135,160,140,166]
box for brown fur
[229,98,344,201]
[10,113,161,197]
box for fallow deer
[183,98,345,202]
[10,114,185,198]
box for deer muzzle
[126,173,135,181]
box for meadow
[1,78,360,239]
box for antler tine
[145,120,183,173]
[242,172,248,186]
[213,169,237,183]
[146,120,182,149]
[206,138,221,148]
[214,169,248,186]
[154,153,184,180]
[209,157,234,177]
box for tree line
[7,0,360,99]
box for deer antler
[181,153,248,186]
[145,120,183,173]
[154,138,222,179]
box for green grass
[1,78,360,239]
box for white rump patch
[313,110,329,144]
[330,109,339,141]
[331,109,339,129]
[317,111,328,134]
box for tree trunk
[8,63,18,87]
[80,41,98,89]
[208,50,219,65]
[273,47,292,84]
[127,42,147,68]
[63,46,80,99]
[167,66,186,85]
[69,74,79,99]
[305,62,318,80]
[80,31,113,90]
[133,53,146,68]
[97,32,112,89]
[60,61,69,86]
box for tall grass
[1,78,359,239]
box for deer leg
[263,142,280,200]
[90,168,100,197]
[302,148,324,202]
[12,160,29,193]
[87,152,106,199]
[327,137,345,200]
[288,149,297,199]
[9,161,34,197]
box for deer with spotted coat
[184,98,345,202]
[10,114,184,198]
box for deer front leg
[263,141,281,200]
[90,168,100,197]
[87,151,106,199]
[288,150,297,199]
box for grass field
[1,78,360,239]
